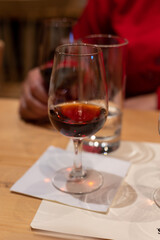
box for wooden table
[0,97,159,239]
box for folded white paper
[31,141,160,240]
[11,145,130,212]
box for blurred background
[0,0,87,98]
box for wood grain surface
[0,98,159,240]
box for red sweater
[73,0,160,108]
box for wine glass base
[153,188,160,207]
[52,167,103,194]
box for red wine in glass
[49,102,107,137]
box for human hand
[19,67,48,121]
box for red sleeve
[73,0,160,109]
[73,0,112,39]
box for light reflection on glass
[89,141,93,146]
[88,181,94,186]
[91,135,96,140]
[66,167,72,172]
[44,178,51,183]
[146,199,154,206]
[94,141,99,147]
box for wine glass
[48,43,108,194]
[38,18,75,92]
[153,113,160,206]
[81,34,128,154]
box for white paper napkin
[10,145,130,212]
[30,141,160,240]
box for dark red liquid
[49,102,107,138]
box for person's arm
[124,93,157,110]
[19,68,48,121]
[73,0,111,39]
[123,0,160,110]
[19,0,113,122]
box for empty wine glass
[38,18,75,91]
[48,43,108,194]
[153,113,160,206]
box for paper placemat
[31,141,160,240]
[10,145,130,212]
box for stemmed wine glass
[153,113,160,206]
[48,43,108,194]
[38,18,75,92]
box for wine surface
[49,102,107,138]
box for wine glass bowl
[48,43,108,194]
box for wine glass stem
[70,138,86,179]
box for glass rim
[82,34,128,48]
[55,43,102,56]
[42,17,76,27]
